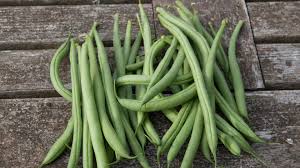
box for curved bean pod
[50,37,72,101]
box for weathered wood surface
[0,4,154,50]
[257,43,300,89]
[0,0,150,6]
[247,1,300,43]
[152,0,264,90]
[0,48,116,98]
[0,90,299,167]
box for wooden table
[0,0,299,167]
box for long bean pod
[228,21,248,119]
[67,40,82,168]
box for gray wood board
[247,1,300,43]
[257,43,300,89]
[0,4,154,50]
[0,0,150,6]
[152,0,264,90]
[0,90,299,167]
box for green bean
[40,118,73,167]
[136,36,167,127]
[142,48,185,104]
[68,40,82,168]
[92,24,127,149]
[146,38,178,91]
[176,6,193,25]
[217,129,241,156]
[82,104,94,168]
[214,67,239,114]
[157,101,194,160]
[204,19,227,113]
[117,83,196,112]
[87,36,131,158]
[157,13,217,162]
[191,13,229,74]
[135,56,147,148]
[167,101,197,165]
[215,114,256,155]
[124,20,132,64]
[116,72,193,87]
[126,60,144,71]
[50,37,72,101]
[113,14,126,94]
[228,21,248,119]
[127,32,143,65]
[180,101,204,168]
[169,85,182,94]
[79,42,109,167]
[162,109,178,123]
[215,88,264,143]
[200,131,213,163]
[208,22,229,74]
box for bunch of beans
[41,1,266,168]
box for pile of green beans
[41,1,265,168]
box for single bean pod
[116,73,193,87]
[126,60,144,72]
[200,131,213,163]
[40,118,73,167]
[228,21,248,119]
[67,40,83,168]
[217,129,241,156]
[50,37,72,101]
[124,20,132,64]
[82,104,94,168]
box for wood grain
[247,1,300,43]
[0,4,154,50]
[257,43,300,89]
[152,0,264,90]
[0,90,299,167]
[0,0,150,6]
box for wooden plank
[0,4,154,50]
[0,48,116,98]
[247,1,300,43]
[0,90,299,167]
[0,0,150,6]
[152,0,264,90]
[0,0,94,6]
[257,43,300,89]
